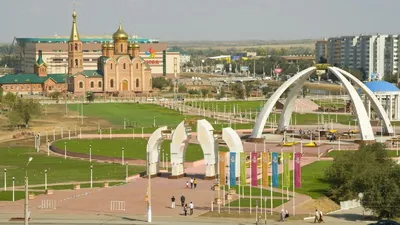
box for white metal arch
[146,126,168,176]
[251,66,376,141]
[197,119,218,178]
[170,121,190,177]
[335,67,393,134]
[222,127,243,176]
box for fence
[340,199,360,210]
[40,200,57,209]
[110,201,126,211]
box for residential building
[315,39,327,62]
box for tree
[49,91,61,103]
[178,84,187,93]
[152,77,172,90]
[188,89,199,95]
[231,83,245,99]
[200,89,209,97]
[325,143,400,219]
[86,91,95,103]
[7,98,41,128]
[3,92,17,110]
[244,82,253,97]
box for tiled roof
[0,73,66,84]
[79,70,103,77]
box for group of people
[185,178,197,189]
[171,195,194,216]
[314,209,324,223]
[279,209,290,222]
[327,133,337,142]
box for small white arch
[170,121,190,177]
[197,119,218,178]
[222,127,243,177]
[146,126,168,176]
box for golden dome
[107,43,114,48]
[133,42,140,48]
[102,43,107,48]
[128,43,133,49]
[112,24,128,40]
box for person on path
[190,178,194,189]
[314,209,320,223]
[280,209,285,222]
[171,196,175,209]
[285,209,289,218]
[189,202,194,215]
[186,181,189,188]
[319,211,324,223]
[180,194,185,206]
[184,203,188,216]
[194,178,197,189]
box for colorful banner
[283,153,291,188]
[261,152,269,187]
[251,152,258,186]
[229,152,236,186]
[219,152,227,186]
[272,152,279,187]
[295,152,302,188]
[240,152,246,186]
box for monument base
[168,174,185,179]
[354,139,376,144]
[204,176,216,180]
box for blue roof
[365,81,400,92]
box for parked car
[369,220,399,225]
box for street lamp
[122,147,125,165]
[44,170,47,190]
[89,144,92,162]
[90,165,93,188]
[12,177,15,202]
[24,157,33,225]
[4,168,6,191]
[64,142,67,159]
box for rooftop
[365,80,400,92]
[16,36,160,44]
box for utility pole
[253,58,256,77]
[64,64,68,115]
[174,57,177,100]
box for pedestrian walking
[190,178,194,189]
[280,209,285,222]
[285,209,289,218]
[184,203,188,216]
[319,210,324,223]
[171,196,175,209]
[314,209,320,223]
[194,178,197,189]
[189,201,194,215]
[186,181,189,188]
[180,194,185,206]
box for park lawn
[227,198,288,208]
[67,103,192,127]
[326,150,400,158]
[0,191,43,201]
[313,100,345,108]
[53,139,229,162]
[0,147,145,187]
[230,185,288,198]
[187,100,266,113]
[30,181,124,190]
[88,127,158,135]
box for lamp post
[89,144,92,162]
[147,151,152,223]
[4,169,6,191]
[44,170,47,190]
[125,162,128,181]
[24,157,33,225]
[166,153,169,171]
[90,165,93,188]
[64,142,67,159]
[12,177,15,202]
[122,147,125,165]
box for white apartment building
[318,34,400,79]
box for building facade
[315,39,327,62]
[316,34,400,79]
[0,10,153,95]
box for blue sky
[2,0,399,42]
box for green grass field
[187,101,266,113]
[53,139,228,162]
[68,103,188,127]
[326,150,400,158]
[227,198,288,208]
[267,113,353,126]
[230,185,288,197]
[313,100,345,108]
[0,191,43,201]
[0,147,145,187]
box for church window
[149,78,152,88]
[110,79,114,88]
[80,59,82,66]
[75,59,78,66]
[136,78,139,88]
[111,63,113,69]
[90,81,94,88]
[123,63,126,69]
[120,44,123,52]
[75,43,78,51]
[136,63,139,69]
[79,81,83,88]
[71,59,72,65]
[98,81,102,88]
[70,44,73,51]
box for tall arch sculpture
[170,121,190,178]
[251,66,377,141]
[222,127,243,176]
[197,119,218,179]
[146,126,168,176]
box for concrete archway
[222,127,243,176]
[170,121,190,178]
[196,119,218,179]
[251,66,383,141]
[146,126,168,176]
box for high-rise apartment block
[315,34,400,79]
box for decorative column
[389,94,393,120]
[397,94,400,120]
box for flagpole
[250,152,252,215]
[281,147,283,209]
[270,151,273,215]
[239,155,241,214]
[293,145,296,216]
